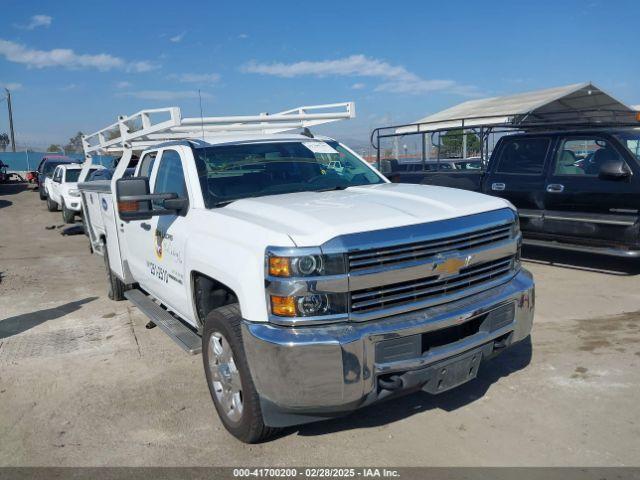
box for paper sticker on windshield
[303,142,338,155]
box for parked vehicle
[35,155,76,200]
[87,167,135,181]
[389,128,640,258]
[45,163,103,222]
[25,171,38,184]
[79,104,534,443]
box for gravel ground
[1,183,639,466]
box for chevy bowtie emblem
[432,254,472,278]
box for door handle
[140,222,151,231]
[546,184,565,193]
[491,182,506,191]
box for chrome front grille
[348,223,512,273]
[335,210,520,321]
[350,256,514,314]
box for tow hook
[493,333,510,352]
[378,374,403,391]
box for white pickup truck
[78,104,534,443]
[45,163,103,222]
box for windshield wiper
[212,199,240,208]
[314,185,349,192]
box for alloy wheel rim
[208,332,243,422]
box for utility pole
[5,88,16,152]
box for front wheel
[46,195,58,212]
[202,304,279,443]
[39,188,47,200]
[62,201,75,223]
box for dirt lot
[1,183,639,467]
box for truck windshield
[65,168,100,182]
[193,141,384,208]
[44,161,67,176]
[615,132,640,159]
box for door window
[496,137,550,175]
[137,152,157,178]
[152,150,187,208]
[554,137,626,176]
[53,167,62,182]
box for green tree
[64,132,85,153]
[47,144,63,153]
[0,132,9,152]
[440,129,481,158]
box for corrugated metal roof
[397,83,636,133]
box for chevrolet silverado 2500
[78,104,534,443]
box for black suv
[393,128,640,257]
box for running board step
[125,289,202,354]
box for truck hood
[220,183,511,246]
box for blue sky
[1,0,639,149]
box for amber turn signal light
[270,295,296,317]
[269,256,291,277]
[118,200,139,212]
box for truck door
[51,167,63,202]
[543,134,640,247]
[140,149,191,318]
[484,135,553,234]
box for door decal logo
[154,229,164,260]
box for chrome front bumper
[242,269,535,427]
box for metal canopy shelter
[372,83,639,169]
[395,82,636,134]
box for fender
[184,210,295,324]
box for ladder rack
[82,102,355,156]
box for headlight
[267,251,346,277]
[266,247,348,323]
[69,189,80,197]
[270,293,348,318]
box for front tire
[39,187,47,200]
[202,304,279,443]
[62,201,75,223]
[102,239,126,301]
[47,195,58,212]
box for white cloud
[351,82,366,90]
[126,60,159,73]
[118,90,213,101]
[0,38,159,73]
[0,82,23,90]
[242,54,479,96]
[238,33,249,39]
[169,32,186,43]
[115,81,132,89]
[168,73,220,84]
[16,14,52,30]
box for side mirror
[598,160,631,180]
[115,177,188,221]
